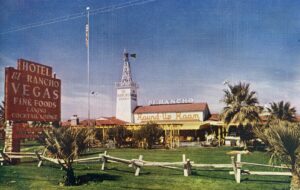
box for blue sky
[0,0,299,120]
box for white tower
[116,50,138,123]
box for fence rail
[0,149,292,183]
[229,153,291,183]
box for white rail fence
[0,148,42,165]
[229,153,291,183]
[0,149,292,183]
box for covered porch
[94,120,229,148]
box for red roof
[61,120,71,127]
[259,115,300,123]
[296,115,300,122]
[134,103,208,114]
[208,113,220,121]
[80,119,96,126]
[96,117,127,125]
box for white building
[115,50,212,126]
[112,51,226,145]
[115,50,138,123]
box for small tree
[108,125,132,148]
[43,127,94,186]
[95,128,104,142]
[135,123,163,149]
[255,122,300,190]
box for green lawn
[0,141,290,190]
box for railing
[228,152,290,183]
[0,149,292,183]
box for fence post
[187,159,192,175]
[231,156,237,183]
[35,150,45,167]
[0,150,11,164]
[101,151,107,171]
[183,154,190,176]
[236,153,241,183]
[134,155,143,176]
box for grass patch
[0,141,290,190]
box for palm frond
[43,127,94,164]
[255,122,300,167]
[268,101,297,122]
[221,82,261,126]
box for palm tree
[254,122,300,190]
[43,127,94,186]
[221,82,262,148]
[267,101,297,123]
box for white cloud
[0,53,16,67]
[0,54,17,101]
[61,91,115,120]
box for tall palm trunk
[64,166,76,186]
[238,125,248,150]
[240,140,248,150]
[290,172,300,190]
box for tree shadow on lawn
[81,150,105,156]
[2,172,121,186]
[193,170,290,185]
[119,186,159,190]
[192,169,233,181]
[0,175,59,184]
[230,146,267,152]
[41,162,63,169]
[76,173,120,185]
[19,160,39,164]
[242,177,290,184]
[106,167,151,175]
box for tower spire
[117,50,137,88]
